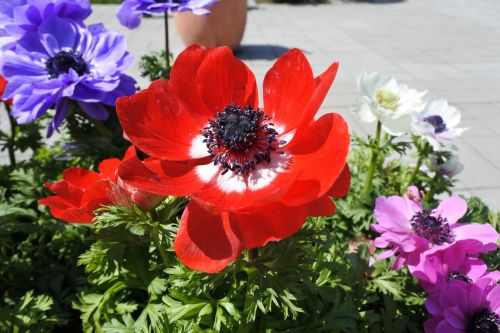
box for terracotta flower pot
[173,0,247,50]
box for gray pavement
[1,0,499,210]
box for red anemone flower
[0,75,12,105]
[39,147,163,223]
[116,45,351,272]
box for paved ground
[1,0,499,210]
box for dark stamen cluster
[466,308,500,333]
[203,105,284,176]
[46,50,89,78]
[424,115,447,134]
[447,271,472,284]
[410,210,455,245]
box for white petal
[195,163,220,183]
[190,133,209,159]
[247,152,290,191]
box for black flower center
[203,105,284,176]
[424,115,447,134]
[46,50,89,78]
[467,308,500,333]
[447,271,472,284]
[410,211,455,245]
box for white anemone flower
[412,99,468,150]
[427,154,464,178]
[351,72,427,136]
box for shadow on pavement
[235,44,291,60]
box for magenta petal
[435,196,467,225]
[452,223,500,252]
[443,306,466,329]
[374,196,414,232]
[426,292,443,316]
[391,255,406,270]
[435,321,462,333]
[408,252,437,284]
[486,284,500,312]
[484,270,500,284]
[465,258,488,282]
[378,247,398,259]
[469,278,491,313]
[441,283,468,312]
[442,244,467,271]
[374,236,390,248]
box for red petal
[169,44,213,118]
[116,85,207,160]
[62,168,100,189]
[38,196,94,223]
[59,208,95,224]
[328,163,351,199]
[304,195,336,216]
[301,61,339,125]
[281,113,350,206]
[81,180,113,213]
[98,158,120,180]
[263,49,315,133]
[48,180,84,206]
[196,47,258,115]
[117,153,209,196]
[231,202,308,249]
[174,200,243,273]
[0,75,7,100]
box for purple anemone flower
[371,186,499,270]
[117,0,219,29]
[0,16,136,136]
[424,278,500,333]
[408,242,500,294]
[0,0,91,50]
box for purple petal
[77,101,109,121]
[102,74,136,105]
[38,16,78,52]
[47,97,69,137]
[116,2,143,30]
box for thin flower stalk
[362,121,382,195]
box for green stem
[362,121,382,195]
[152,224,171,268]
[406,141,429,190]
[5,104,16,167]
[407,156,423,188]
[424,172,439,202]
[95,281,126,331]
